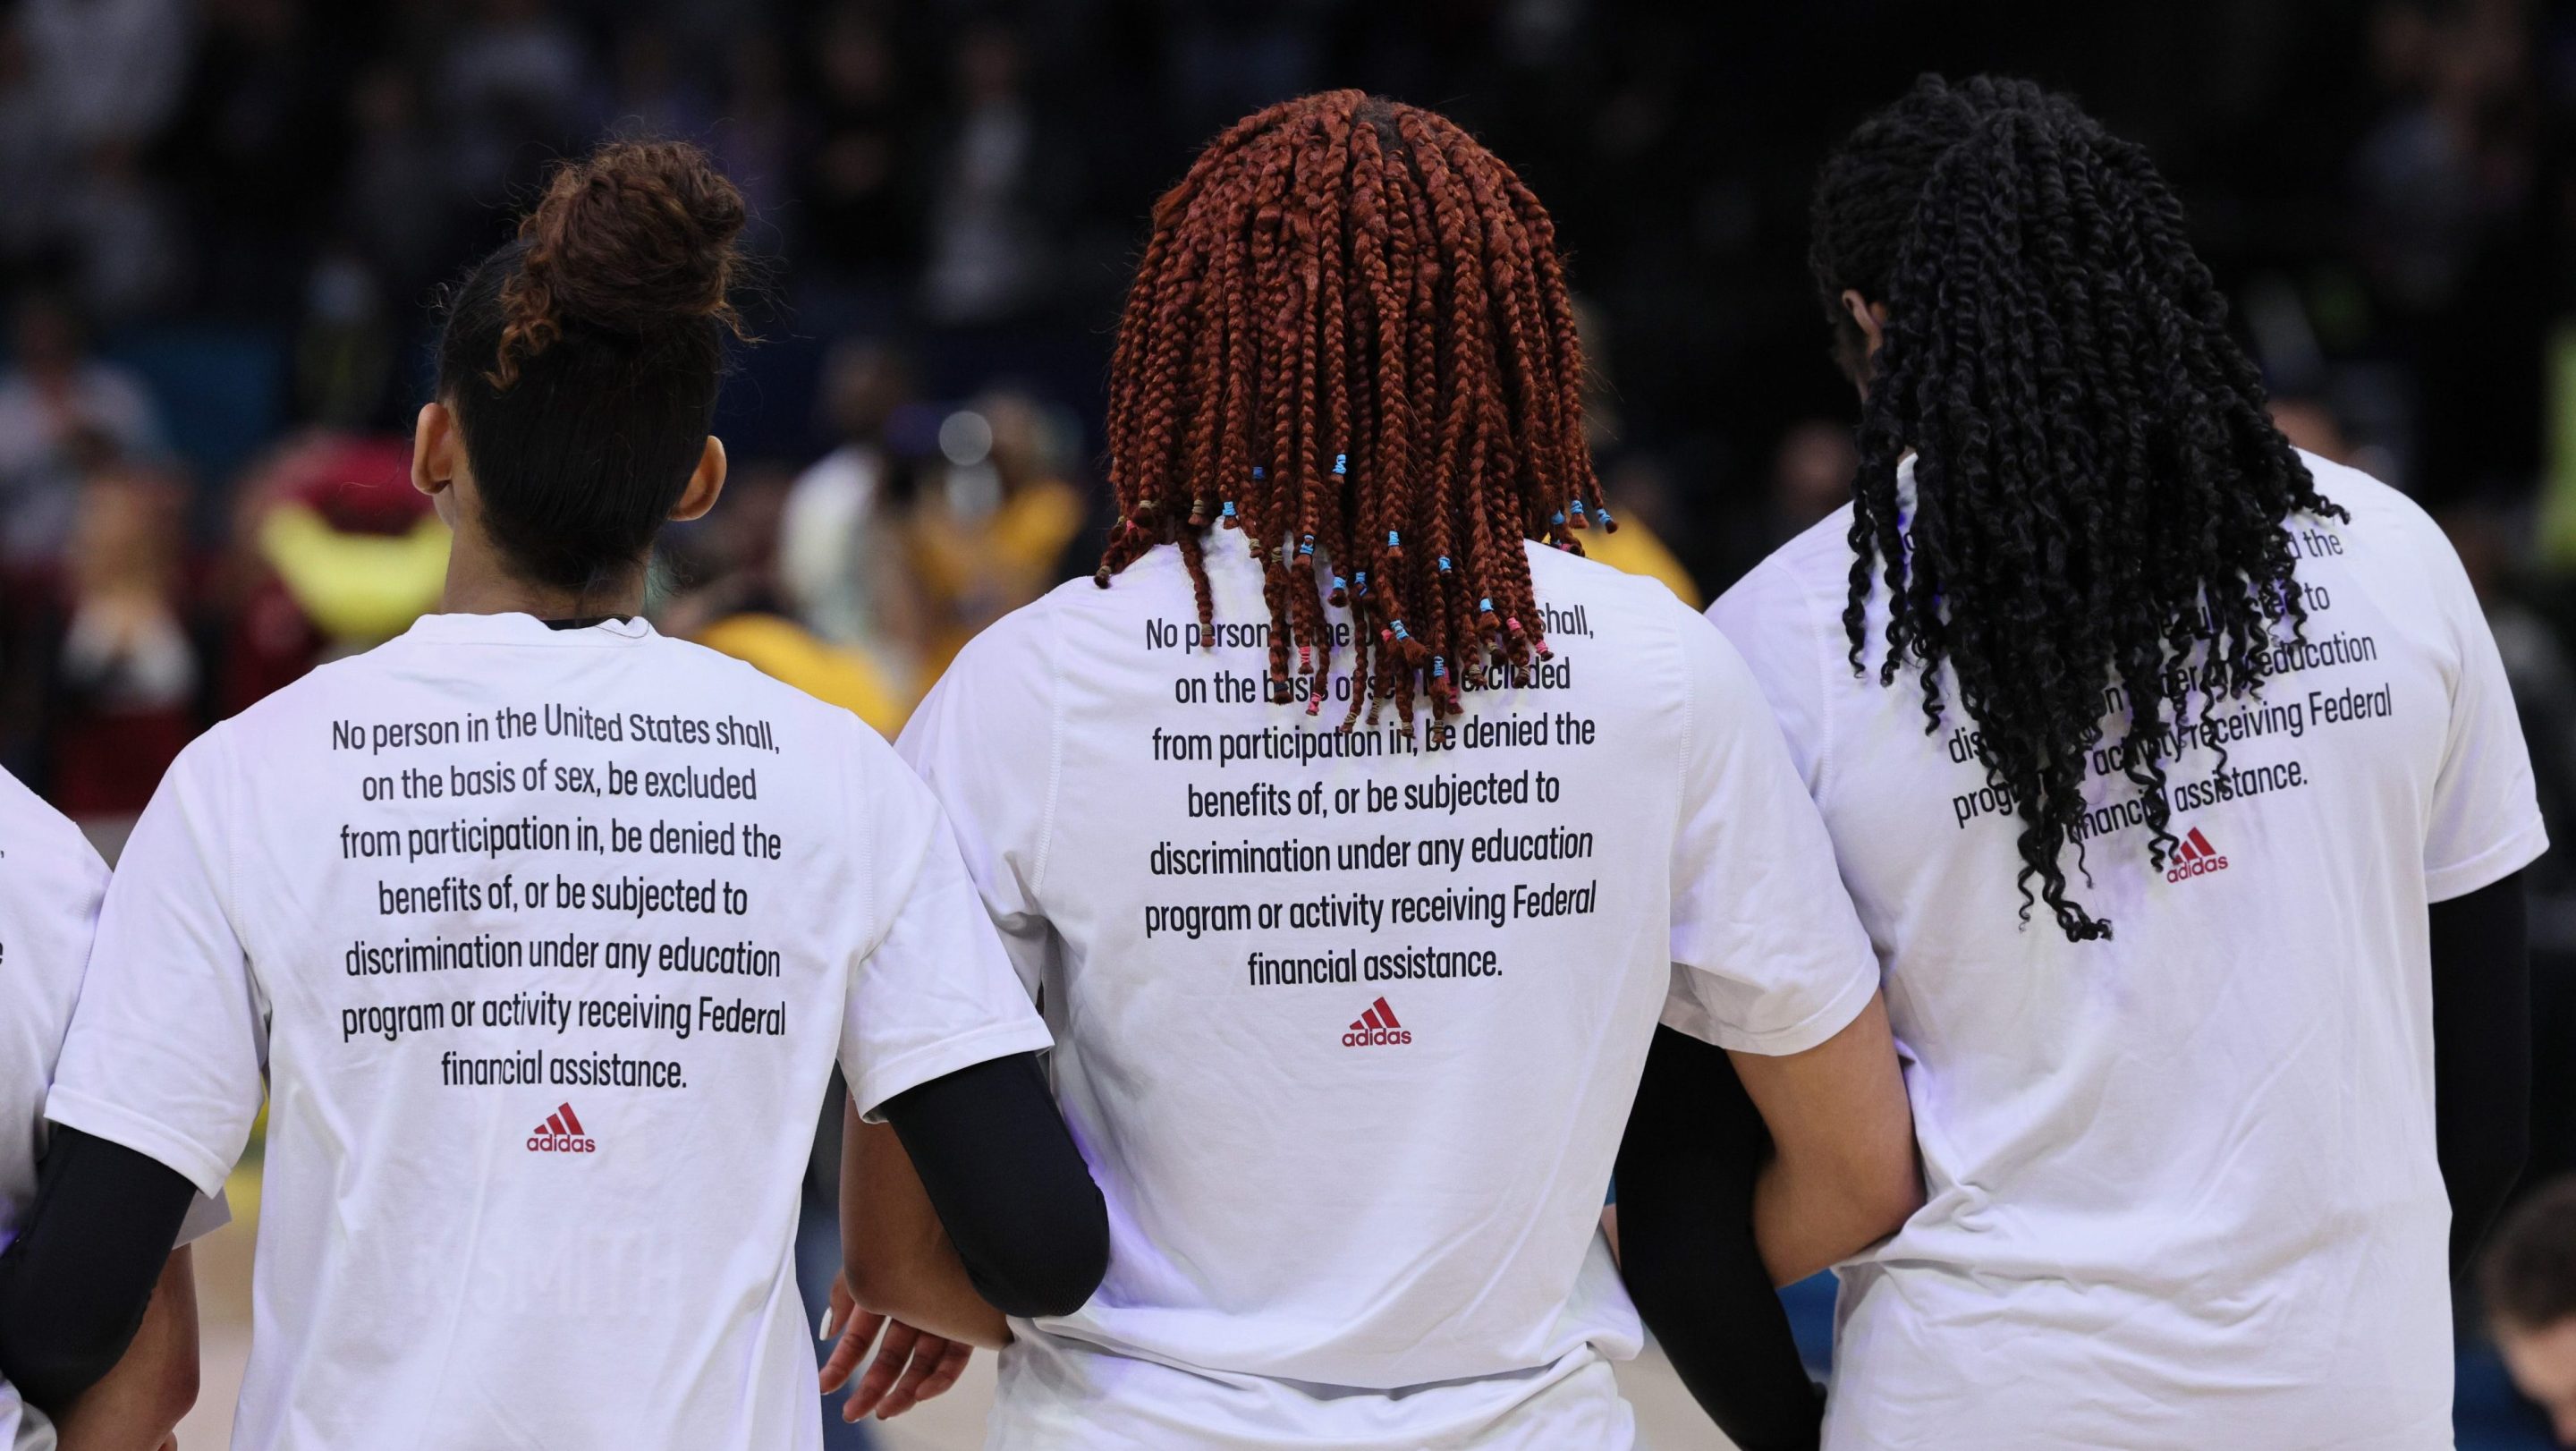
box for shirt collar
[397,612,657,647]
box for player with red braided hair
[1096,91,1603,721]
[900,92,1916,1449]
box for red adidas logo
[526,1102,597,1154]
[1343,997,1412,1048]
[2165,827,2230,884]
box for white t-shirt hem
[1696,954,1878,1057]
[849,1020,1055,1121]
[2426,813,2550,903]
[43,1087,232,1200]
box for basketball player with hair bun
[0,140,1106,1450]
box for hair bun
[491,140,747,386]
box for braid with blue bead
[1096,91,1603,724]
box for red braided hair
[1097,91,1605,722]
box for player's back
[1713,453,2546,1449]
[55,615,945,1451]
[905,538,1881,1447]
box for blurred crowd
[6,0,2576,1438]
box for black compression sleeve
[878,1052,1108,1319]
[1615,1027,1822,1451]
[2432,870,2531,1280]
[0,1126,196,1412]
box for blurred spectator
[21,0,191,156]
[714,36,797,229]
[0,21,58,275]
[920,21,1063,325]
[338,62,457,317]
[158,0,344,317]
[1769,419,1859,536]
[778,338,927,691]
[666,461,911,739]
[439,0,594,207]
[50,461,195,820]
[2272,395,2359,462]
[1572,297,1703,606]
[55,136,180,321]
[907,388,1083,669]
[217,431,443,712]
[2484,1176,2576,1445]
[800,3,917,285]
[1582,454,1702,608]
[0,289,165,574]
[606,22,714,145]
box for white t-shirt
[1709,453,2548,1451]
[898,538,1879,1449]
[47,613,1052,1451]
[0,768,224,1451]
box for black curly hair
[1809,74,2345,941]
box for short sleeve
[1664,610,1880,1056]
[2421,534,2548,901]
[0,781,108,1222]
[47,732,268,1200]
[838,730,1054,1119]
[894,608,1060,998]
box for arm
[837,1050,1108,1343]
[0,1127,196,1412]
[838,1102,1009,1349]
[2432,870,2530,1279]
[1729,991,1921,1286]
[53,1246,199,1451]
[1616,1027,1824,1451]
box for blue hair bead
[1331,574,1348,594]
[1550,510,1566,527]
[1392,620,1410,641]
[1571,498,1589,516]
[1478,597,1495,614]
[1437,555,1453,572]
[1386,530,1401,547]
[1432,656,1448,678]
[1219,501,1238,520]
[1298,535,1315,556]
[1332,454,1348,475]
[1250,466,1267,480]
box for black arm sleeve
[1615,1027,1822,1451]
[0,1126,196,1412]
[878,1052,1108,1319]
[2432,870,2532,1281]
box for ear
[669,436,729,523]
[1840,289,1888,361]
[411,402,461,497]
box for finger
[825,1273,856,1340]
[818,1306,885,1395]
[915,1340,973,1403]
[844,1320,920,1421]
[874,1334,955,1418]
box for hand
[818,1273,974,1421]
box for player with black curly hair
[1623,75,2546,1448]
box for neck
[437,544,645,622]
